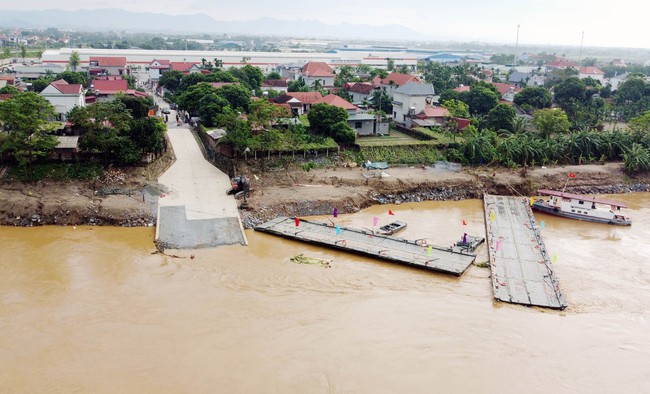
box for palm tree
[311,79,323,91]
[511,116,530,134]
[623,143,650,174]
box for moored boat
[532,189,632,226]
[377,220,407,235]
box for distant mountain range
[0,8,428,41]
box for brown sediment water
[1,193,649,393]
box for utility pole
[513,24,520,70]
[578,31,584,63]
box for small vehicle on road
[161,107,171,114]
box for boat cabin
[534,189,631,225]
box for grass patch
[6,163,104,181]
[359,144,443,165]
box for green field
[355,129,419,147]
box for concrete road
[155,122,247,249]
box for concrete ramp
[156,127,246,249]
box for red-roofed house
[88,56,127,76]
[170,62,202,74]
[491,82,521,102]
[381,72,421,96]
[453,85,471,93]
[344,82,376,103]
[148,59,171,80]
[545,59,579,73]
[40,79,85,121]
[0,75,15,89]
[261,79,289,93]
[299,62,334,88]
[578,66,605,83]
[411,106,451,128]
[273,92,323,115]
[314,94,358,114]
[93,79,132,102]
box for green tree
[248,99,290,131]
[288,78,308,92]
[215,84,252,112]
[67,101,134,165]
[442,99,470,119]
[266,71,282,80]
[513,86,552,109]
[115,95,151,119]
[198,94,230,127]
[20,45,26,62]
[69,51,80,71]
[533,108,571,139]
[307,103,348,136]
[129,117,166,154]
[56,70,87,86]
[0,85,20,94]
[330,121,356,145]
[628,111,650,134]
[485,103,516,132]
[0,92,59,178]
[464,86,499,115]
[386,58,395,71]
[622,143,650,174]
[176,83,219,114]
[159,70,184,92]
[490,53,515,65]
[371,88,392,114]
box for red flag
[569,173,576,178]
[388,210,394,215]
[295,217,300,227]
[462,220,467,226]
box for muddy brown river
[1,194,649,393]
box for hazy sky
[5,0,650,48]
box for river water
[1,194,649,393]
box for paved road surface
[155,120,246,249]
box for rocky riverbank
[1,161,648,228]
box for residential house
[344,82,376,104]
[578,66,605,84]
[545,59,579,73]
[312,93,381,135]
[391,82,436,126]
[608,72,630,91]
[92,79,147,102]
[13,63,65,81]
[170,62,202,74]
[272,92,323,115]
[40,79,85,121]
[492,82,522,102]
[299,62,334,88]
[380,72,421,96]
[148,59,171,80]
[261,79,289,94]
[0,75,15,89]
[52,136,80,161]
[88,56,127,76]
[412,106,451,128]
[314,94,358,114]
[508,71,545,87]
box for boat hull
[532,201,632,226]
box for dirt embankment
[237,162,650,228]
[1,159,648,228]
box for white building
[392,82,435,125]
[40,79,85,121]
